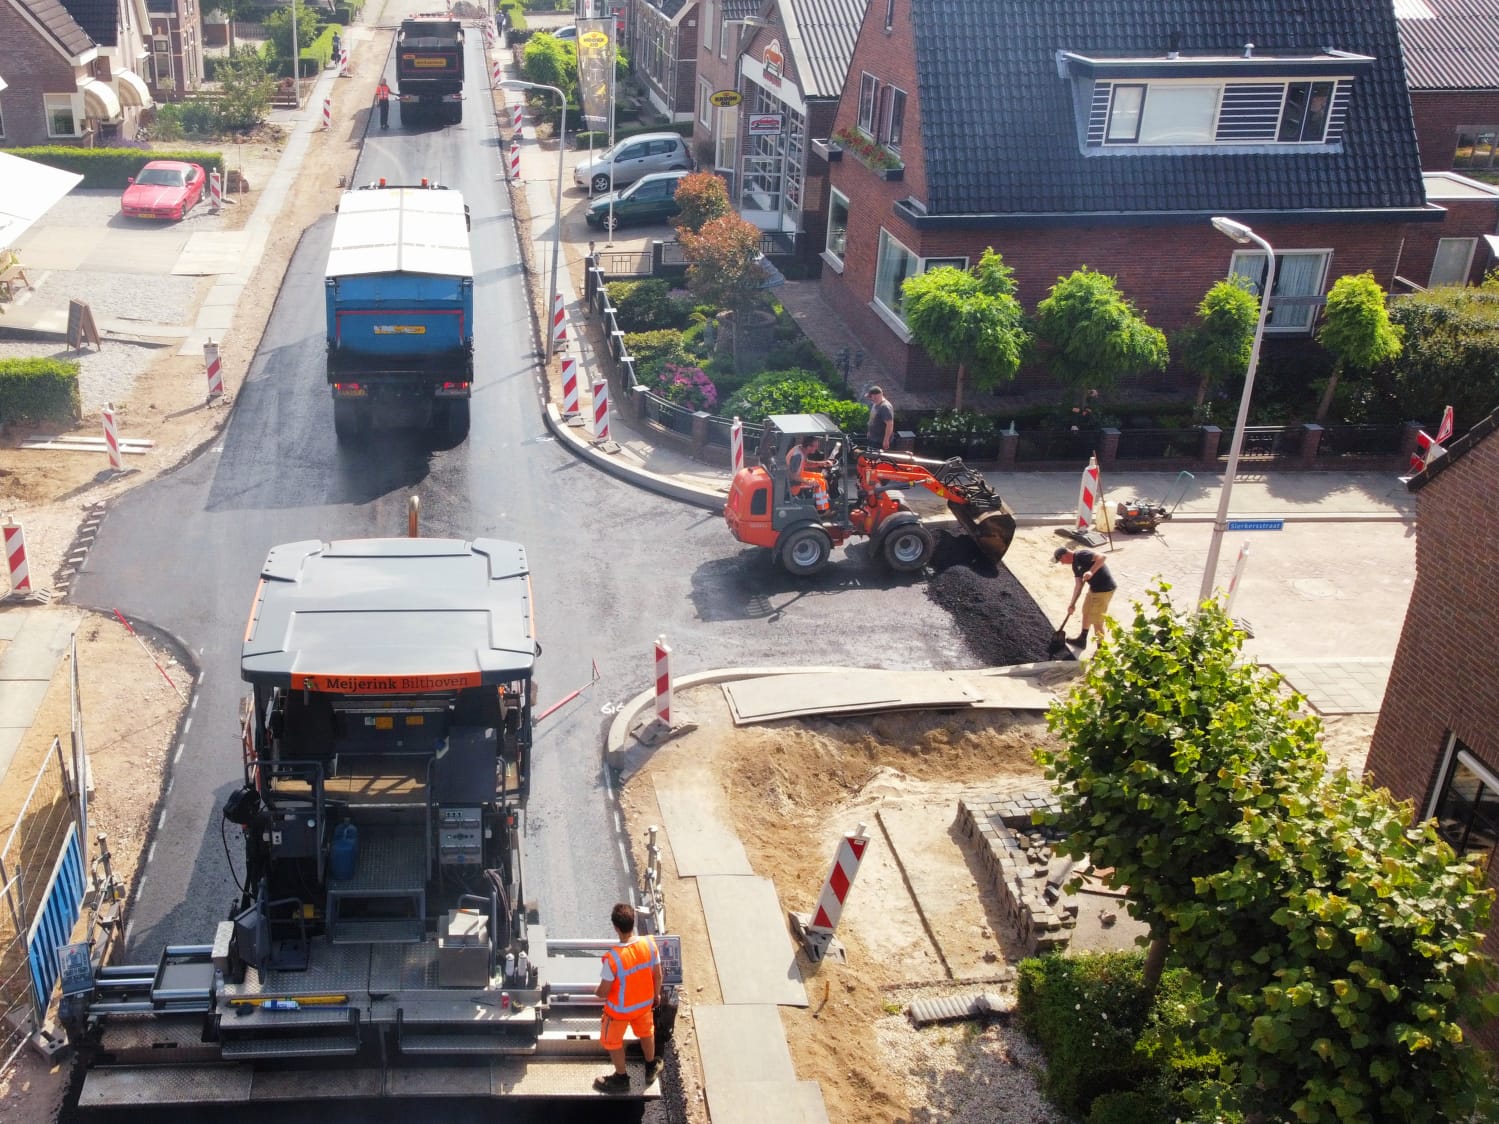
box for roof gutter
[893,201,1447,230]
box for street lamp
[501,79,568,357]
[1198,216,1276,605]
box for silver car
[574,132,694,194]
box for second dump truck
[325,181,475,440]
[396,17,465,124]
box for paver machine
[65,533,680,1109]
[724,413,1016,576]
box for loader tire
[779,526,831,576]
[881,523,935,572]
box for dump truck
[724,413,1016,575]
[325,181,474,441]
[64,532,680,1109]
[395,16,465,124]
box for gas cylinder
[330,820,360,881]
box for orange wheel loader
[723,413,1016,577]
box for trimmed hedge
[2,146,224,188]
[0,358,82,426]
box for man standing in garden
[866,385,894,451]
[376,78,391,129]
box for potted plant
[832,126,903,179]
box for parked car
[549,24,577,39]
[585,170,690,229]
[574,133,693,194]
[121,160,207,221]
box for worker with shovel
[1054,546,1116,650]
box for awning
[113,69,153,109]
[1486,235,1499,259]
[78,77,122,122]
[0,152,83,251]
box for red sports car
[121,160,206,221]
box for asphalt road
[64,4,987,1072]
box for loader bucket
[949,501,1016,562]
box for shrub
[646,363,717,411]
[521,33,577,100]
[0,147,224,187]
[723,370,866,431]
[917,409,998,440]
[0,358,82,425]
[622,329,691,379]
[605,279,690,331]
[672,171,731,235]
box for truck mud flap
[79,1060,664,1106]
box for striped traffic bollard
[208,170,223,212]
[592,378,610,442]
[730,415,744,473]
[1077,454,1100,535]
[492,58,502,86]
[551,293,567,348]
[560,354,579,415]
[3,521,31,595]
[321,96,332,130]
[204,340,224,400]
[1224,542,1251,617]
[102,404,124,472]
[509,141,521,179]
[654,635,671,725]
[512,102,523,135]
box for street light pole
[1199,216,1276,606]
[502,80,568,358]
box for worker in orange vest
[593,901,664,1093]
[375,78,391,129]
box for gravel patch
[32,187,226,232]
[0,337,166,414]
[927,532,1061,666]
[875,986,1067,1123]
[25,268,201,328]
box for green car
[584,170,689,230]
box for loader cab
[756,413,848,508]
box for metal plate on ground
[80,1065,252,1107]
[388,1065,493,1097]
[694,1005,797,1088]
[250,1067,382,1100]
[708,1079,830,1124]
[224,941,372,998]
[492,1059,663,1098]
[654,775,753,876]
[722,671,977,724]
[697,876,806,1007]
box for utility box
[438,909,491,987]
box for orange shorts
[601,1008,654,1050]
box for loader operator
[594,902,664,1094]
[785,436,833,512]
[1055,545,1116,649]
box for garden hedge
[2,147,224,188]
[0,358,82,426]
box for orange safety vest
[602,935,659,1017]
[376,83,390,102]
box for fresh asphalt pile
[926,532,1061,666]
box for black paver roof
[14,0,95,57]
[60,0,116,45]
[1396,0,1499,91]
[913,0,1427,217]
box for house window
[1454,127,1499,169]
[874,229,920,320]
[0,100,6,139]
[1106,84,1144,142]
[45,94,79,137]
[884,87,906,150]
[1229,249,1330,333]
[825,188,849,264]
[1137,84,1218,144]
[715,105,738,171]
[924,256,968,271]
[884,0,894,31]
[702,0,715,53]
[1428,736,1499,871]
[153,36,172,88]
[1278,81,1334,143]
[698,79,713,127]
[1430,238,1477,288]
[857,73,879,135]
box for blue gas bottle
[330,820,359,881]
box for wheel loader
[724,413,1016,576]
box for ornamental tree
[1038,584,1324,991]
[672,172,732,235]
[1175,277,1259,408]
[679,214,767,316]
[1315,272,1402,423]
[1032,267,1168,393]
[901,248,1029,410]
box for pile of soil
[926,532,1059,665]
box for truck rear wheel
[881,523,935,572]
[333,399,365,443]
[779,526,831,576]
[443,398,471,438]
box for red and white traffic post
[204,339,224,400]
[1224,542,1251,617]
[653,635,671,725]
[492,58,502,86]
[591,378,610,442]
[730,416,744,474]
[793,823,870,962]
[508,140,521,179]
[551,293,567,349]
[102,404,124,473]
[322,96,332,130]
[208,170,223,212]
[1077,455,1099,535]
[511,102,523,135]
[3,520,31,596]
[560,354,579,416]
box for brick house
[144,0,203,102]
[690,0,763,174]
[815,0,1464,396]
[1365,407,1499,1050]
[0,0,155,146]
[629,0,699,122]
[1396,0,1499,175]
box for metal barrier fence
[1233,425,1302,461]
[1114,427,1197,461]
[1317,423,1403,458]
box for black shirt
[1072,550,1116,593]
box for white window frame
[1229,248,1331,334]
[883,86,907,150]
[702,0,715,53]
[698,78,713,128]
[44,93,80,137]
[1277,80,1335,144]
[872,234,970,330]
[0,98,6,139]
[823,187,850,270]
[884,0,895,32]
[1425,734,1499,868]
[1430,237,1477,288]
[1102,78,1345,147]
[857,73,879,135]
[714,104,738,172]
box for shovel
[1047,608,1074,660]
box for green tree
[1033,267,1168,394]
[900,248,1029,410]
[1038,584,1324,992]
[1386,278,1499,427]
[1174,277,1259,408]
[672,171,731,235]
[265,2,321,73]
[1186,771,1498,1123]
[215,46,276,131]
[521,33,578,102]
[679,214,768,316]
[1314,272,1402,424]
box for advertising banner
[577,19,615,128]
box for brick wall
[1398,195,1499,289]
[1411,89,1499,171]
[1365,427,1499,1051]
[0,5,85,146]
